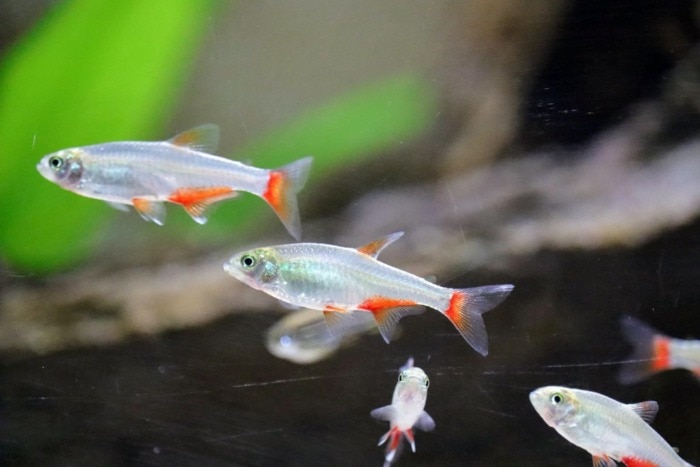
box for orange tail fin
[618,316,670,384]
[443,285,514,356]
[262,156,313,240]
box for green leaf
[0,0,217,272]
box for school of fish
[37,126,698,465]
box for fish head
[529,386,580,428]
[37,148,84,188]
[394,367,430,405]
[224,247,281,291]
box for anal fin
[168,186,236,224]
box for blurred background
[1,0,700,465]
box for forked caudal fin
[443,284,514,356]
[618,316,670,384]
[262,156,313,240]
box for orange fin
[627,401,658,424]
[132,198,166,225]
[262,156,313,240]
[168,186,236,224]
[167,124,219,153]
[443,285,514,356]
[619,457,659,467]
[356,231,404,258]
[358,297,423,344]
[403,428,416,453]
[618,316,669,384]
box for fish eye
[550,393,563,404]
[398,372,406,382]
[48,156,64,170]
[423,377,430,388]
[240,254,257,269]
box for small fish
[619,315,700,384]
[371,358,435,466]
[529,386,695,467]
[265,308,376,364]
[224,231,514,355]
[36,124,313,239]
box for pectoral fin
[415,411,436,432]
[370,405,397,422]
[132,198,166,225]
[592,455,617,467]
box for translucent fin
[132,198,166,225]
[167,124,220,153]
[356,231,404,258]
[106,201,130,212]
[262,156,313,240]
[167,186,236,224]
[618,316,668,384]
[592,455,617,467]
[356,300,424,344]
[403,428,416,452]
[414,411,436,432]
[370,405,397,422]
[443,284,514,356]
[627,401,658,424]
[378,427,402,463]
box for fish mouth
[36,158,53,181]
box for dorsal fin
[167,124,220,153]
[356,231,404,258]
[628,401,658,423]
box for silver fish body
[265,308,375,364]
[529,386,695,467]
[37,125,312,239]
[371,359,435,465]
[224,232,514,354]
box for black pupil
[50,157,61,168]
[242,256,254,267]
[553,395,561,404]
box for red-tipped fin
[403,428,416,453]
[377,427,402,463]
[627,401,658,424]
[168,186,236,224]
[167,124,220,153]
[357,231,404,258]
[443,284,514,355]
[262,156,313,240]
[132,198,166,225]
[618,316,669,384]
[357,297,424,344]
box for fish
[36,124,313,239]
[529,386,695,467]
[224,231,514,355]
[618,315,700,384]
[265,308,377,364]
[370,358,435,466]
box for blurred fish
[371,358,435,466]
[529,386,695,467]
[619,315,700,384]
[224,231,513,355]
[265,308,376,364]
[36,124,312,239]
